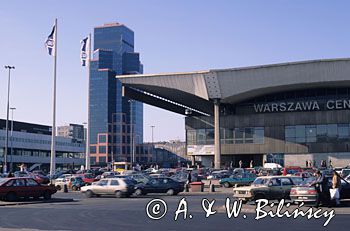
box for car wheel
[224,182,230,188]
[135,189,143,196]
[253,193,265,202]
[85,190,93,198]
[56,185,61,191]
[115,191,123,198]
[6,192,17,202]
[166,189,175,196]
[72,186,77,191]
[43,191,52,200]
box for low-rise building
[0,119,85,172]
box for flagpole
[50,18,57,178]
[85,33,91,170]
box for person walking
[331,171,341,206]
[312,170,329,206]
[187,170,192,184]
[250,160,253,168]
[239,160,243,168]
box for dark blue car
[134,177,184,196]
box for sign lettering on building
[253,99,350,113]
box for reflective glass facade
[186,87,350,168]
[186,127,264,145]
[285,123,350,143]
[89,23,143,165]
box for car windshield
[252,178,269,185]
[0,178,8,186]
[294,177,315,186]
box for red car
[0,177,57,201]
[79,174,98,185]
[32,174,50,184]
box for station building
[117,59,350,168]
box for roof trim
[210,58,350,72]
[117,70,210,79]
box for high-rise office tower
[89,23,143,166]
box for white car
[101,172,119,178]
[54,178,67,190]
[81,178,135,198]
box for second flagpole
[50,18,58,178]
[85,33,91,170]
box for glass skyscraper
[89,23,143,166]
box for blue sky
[1,0,350,142]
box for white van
[263,163,282,169]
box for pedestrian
[250,160,253,168]
[312,170,329,206]
[305,160,308,167]
[330,171,341,206]
[329,159,333,169]
[7,172,14,178]
[187,170,192,184]
[239,160,243,168]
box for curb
[0,198,75,206]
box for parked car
[263,163,282,169]
[101,172,119,179]
[282,166,303,174]
[127,174,150,184]
[293,171,313,179]
[290,174,350,206]
[233,176,302,202]
[149,173,166,178]
[340,169,350,178]
[31,170,47,176]
[32,173,50,184]
[219,173,257,188]
[81,178,135,198]
[134,177,184,196]
[54,178,67,191]
[14,171,30,178]
[68,176,86,191]
[79,173,98,185]
[207,170,230,180]
[0,177,57,201]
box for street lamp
[82,122,88,170]
[4,66,15,174]
[128,99,135,166]
[150,125,155,165]
[9,107,16,172]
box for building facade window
[285,123,350,143]
[186,127,265,145]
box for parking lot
[1,190,350,231]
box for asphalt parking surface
[0,191,349,231]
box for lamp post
[82,122,88,170]
[9,107,16,172]
[128,100,135,166]
[150,125,155,165]
[4,65,15,174]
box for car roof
[256,176,298,179]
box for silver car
[81,178,135,198]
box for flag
[45,25,56,56]
[80,37,89,66]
